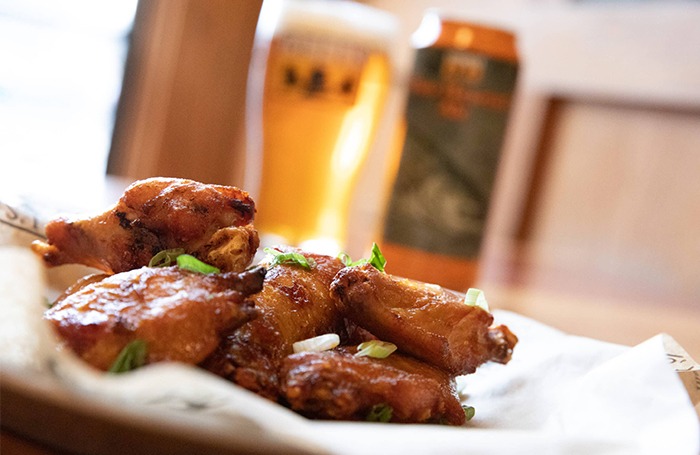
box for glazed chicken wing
[30,173,519,425]
[203,248,344,400]
[331,264,517,375]
[45,265,265,371]
[280,347,466,425]
[32,178,258,273]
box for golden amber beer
[246,0,398,254]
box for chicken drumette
[32,177,259,273]
[331,263,518,376]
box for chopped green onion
[264,247,316,269]
[355,340,397,359]
[367,243,387,272]
[109,339,148,373]
[462,405,476,421]
[176,254,220,274]
[292,333,340,353]
[338,242,387,272]
[366,403,393,423]
[464,288,489,312]
[337,252,354,266]
[149,249,220,274]
[149,248,185,267]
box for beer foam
[260,0,399,53]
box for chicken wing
[31,174,519,424]
[45,265,265,371]
[32,177,258,273]
[280,347,466,425]
[202,248,344,400]
[331,263,517,375]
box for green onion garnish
[149,248,185,267]
[338,242,387,272]
[366,403,393,423]
[337,252,353,266]
[464,288,489,311]
[462,405,476,421]
[176,254,220,274]
[292,333,340,353]
[355,340,397,359]
[149,249,219,274]
[109,339,148,374]
[264,247,316,269]
[366,243,387,272]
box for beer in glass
[246,0,399,254]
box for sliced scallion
[338,242,387,272]
[148,248,185,267]
[462,405,476,421]
[175,254,220,274]
[355,340,397,359]
[367,243,387,272]
[292,333,340,353]
[264,247,316,269]
[366,403,393,423]
[109,339,148,373]
[464,288,489,311]
[337,252,353,266]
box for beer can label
[384,46,517,258]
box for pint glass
[245,0,399,255]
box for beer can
[382,11,519,291]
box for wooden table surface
[2,432,57,455]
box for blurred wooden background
[476,3,700,358]
[107,0,262,187]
